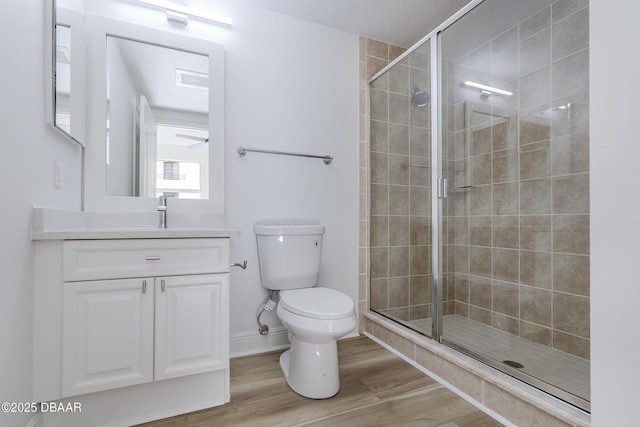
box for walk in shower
[368,0,589,411]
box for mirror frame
[83,15,225,214]
[45,0,87,146]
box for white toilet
[255,221,357,399]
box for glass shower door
[369,40,434,337]
[438,0,590,410]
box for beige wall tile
[553,214,589,254]
[520,286,552,326]
[553,330,590,360]
[470,246,492,277]
[552,49,589,99]
[389,154,409,185]
[410,245,430,275]
[551,131,589,175]
[519,6,550,40]
[492,148,519,183]
[552,7,588,60]
[552,173,589,214]
[370,215,389,247]
[493,248,519,283]
[370,247,389,279]
[389,185,409,215]
[552,0,588,23]
[553,292,590,338]
[389,246,410,277]
[367,39,389,61]
[520,215,552,251]
[520,178,551,214]
[519,28,551,76]
[370,89,388,121]
[493,215,519,249]
[520,250,552,289]
[520,140,551,180]
[389,215,409,246]
[370,120,389,152]
[520,320,552,346]
[389,276,410,308]
[389,124,410,154]
[370,278,389,309]
[493,280,519,317]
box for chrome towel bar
[236,146,333,165]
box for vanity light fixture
[134,0,233,27]
[463,80,513,97]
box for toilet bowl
[254,221,357,399]
[277,287,357,399]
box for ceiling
[223,0,473,48]
[110,35,209,113]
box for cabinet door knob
[161,279,166,292]
[142,280,147,294]
[145,256,161,261]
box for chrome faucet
[158,196,168,229]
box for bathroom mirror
[84,16,224,213]
[105,36,210,199]
[46,0,87,146]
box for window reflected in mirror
[55,24,72,134]
[105,36,210,199]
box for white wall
[590,1,640,425]
[0,1,83,426]
[85,0,359,353]
[222,5,360,345]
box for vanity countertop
[31,207,240,240]
[32,227,240,241]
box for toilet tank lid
[254,224,325,236]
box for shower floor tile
[408,315,590,402]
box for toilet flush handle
[230,260,248,270]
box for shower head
[411,87,430,107]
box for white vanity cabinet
[62,277,155,396]
[62,273,228,396]
[34,237,232,425]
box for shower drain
[502,360,524,369]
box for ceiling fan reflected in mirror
[175,133,209,149]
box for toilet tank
[254,222,325,290]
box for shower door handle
[438,178,448,199]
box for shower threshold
[405,315,590,406]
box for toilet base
[279,338,340,399]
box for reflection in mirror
[55,24,72,134]
[52,3,86,145]
[105,37,209,199]
[84,16,224,213]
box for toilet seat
[280,288,354,320]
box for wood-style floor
[138,337,503,427]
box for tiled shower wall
[364,39,436,323]
[443,0,590,359]
[359,37,409,331]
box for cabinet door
[62,278,154,397]
[155,274,229,381]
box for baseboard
[230,327,290,358]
